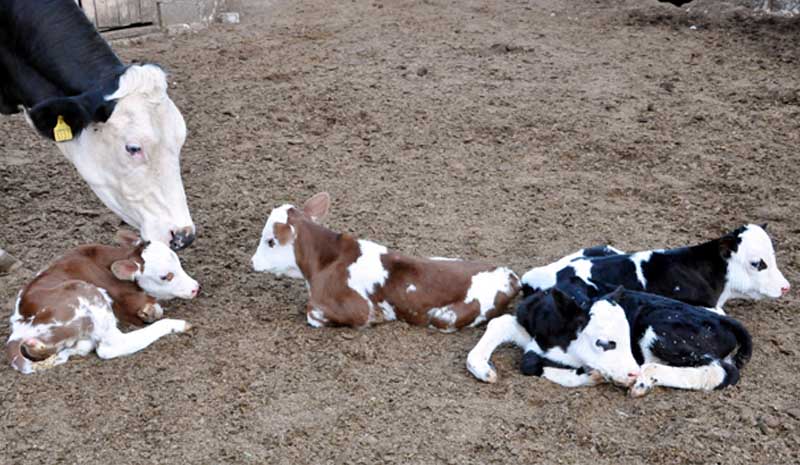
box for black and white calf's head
[528,287,639,386]
[27,65,195,250]
[723,224,790,301]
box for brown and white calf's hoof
[138,303,164,323]
[161,319,191,334]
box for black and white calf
[521,224,790,313]
[467,282,752,396]
[0,0,195,249]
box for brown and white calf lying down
[251,193,520,330]
[6,232,199,374]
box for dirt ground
[1,0,799,463]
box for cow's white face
[136,242,200,300]
[727,225,790,300]
[573,299,639,386]
[251,205,304,279]
[55,65,195,250]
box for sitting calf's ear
[111,260,140,281]
[303,192,331,222]
[115,229,143,247]
[718,234,740,259]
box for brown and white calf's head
[113,233,200,300]
[251,192,331,279]
[723,224,790,301]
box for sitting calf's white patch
[465,267,515,327]
[428,307,457,332]
[378,301,397,321]
[347,240,389,309]
[406,284,417,293]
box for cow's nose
[170,226,196,251]
[192,284,201,297]
[782,285,791,295]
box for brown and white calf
[251,193,520,330]
[6,231,199,374]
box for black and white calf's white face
[726,225,790,300]
[571,296,639,386]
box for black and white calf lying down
[521,224,790,313]
[467,224,789,396]
[467,281,753,396]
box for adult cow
[0,0,195,250]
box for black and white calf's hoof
[466,353,498,384]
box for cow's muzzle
[170,226,196,250]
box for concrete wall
[158,0,227,29]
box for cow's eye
[596,339,616,351]
[160,272,174,281]
[125,144,142,156]
[267,238,276,248]
[751,259,767,271]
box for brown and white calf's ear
[115,229,143,247]
[303,192,331,222]
[111,260,140,281]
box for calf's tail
[723,317,752,369]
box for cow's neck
[0,0,124,108]
[295,220,347,281]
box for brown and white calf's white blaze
[6,231,199,374]
[252,193,520,331]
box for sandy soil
[1,0,799,463]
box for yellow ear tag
[54,115,73,142]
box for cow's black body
[0,0,125,138]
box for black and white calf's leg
[520,351,606,387]
[467,314,531,383]
[629,361,737,397]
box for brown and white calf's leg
[629,362,730,397]
[467,314,532,383]
[95,318,191,359]
[306,294,371,328]
[114,293,163,325]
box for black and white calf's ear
[718,234,740,259]
[111,259,140,281]
[759,223,768,231]
[550,288,588,322]
[607,286,625,303]
[28,90,117,141]
[303,192,331,222]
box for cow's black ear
[28,96,93,141]
[28,91,116,141]
[759,223,768,231]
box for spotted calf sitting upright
[467,280,752,396]
[6,231,200,374]
[251,193,520,331]
[521,224,790,313]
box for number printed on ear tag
[54,115,73,142]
